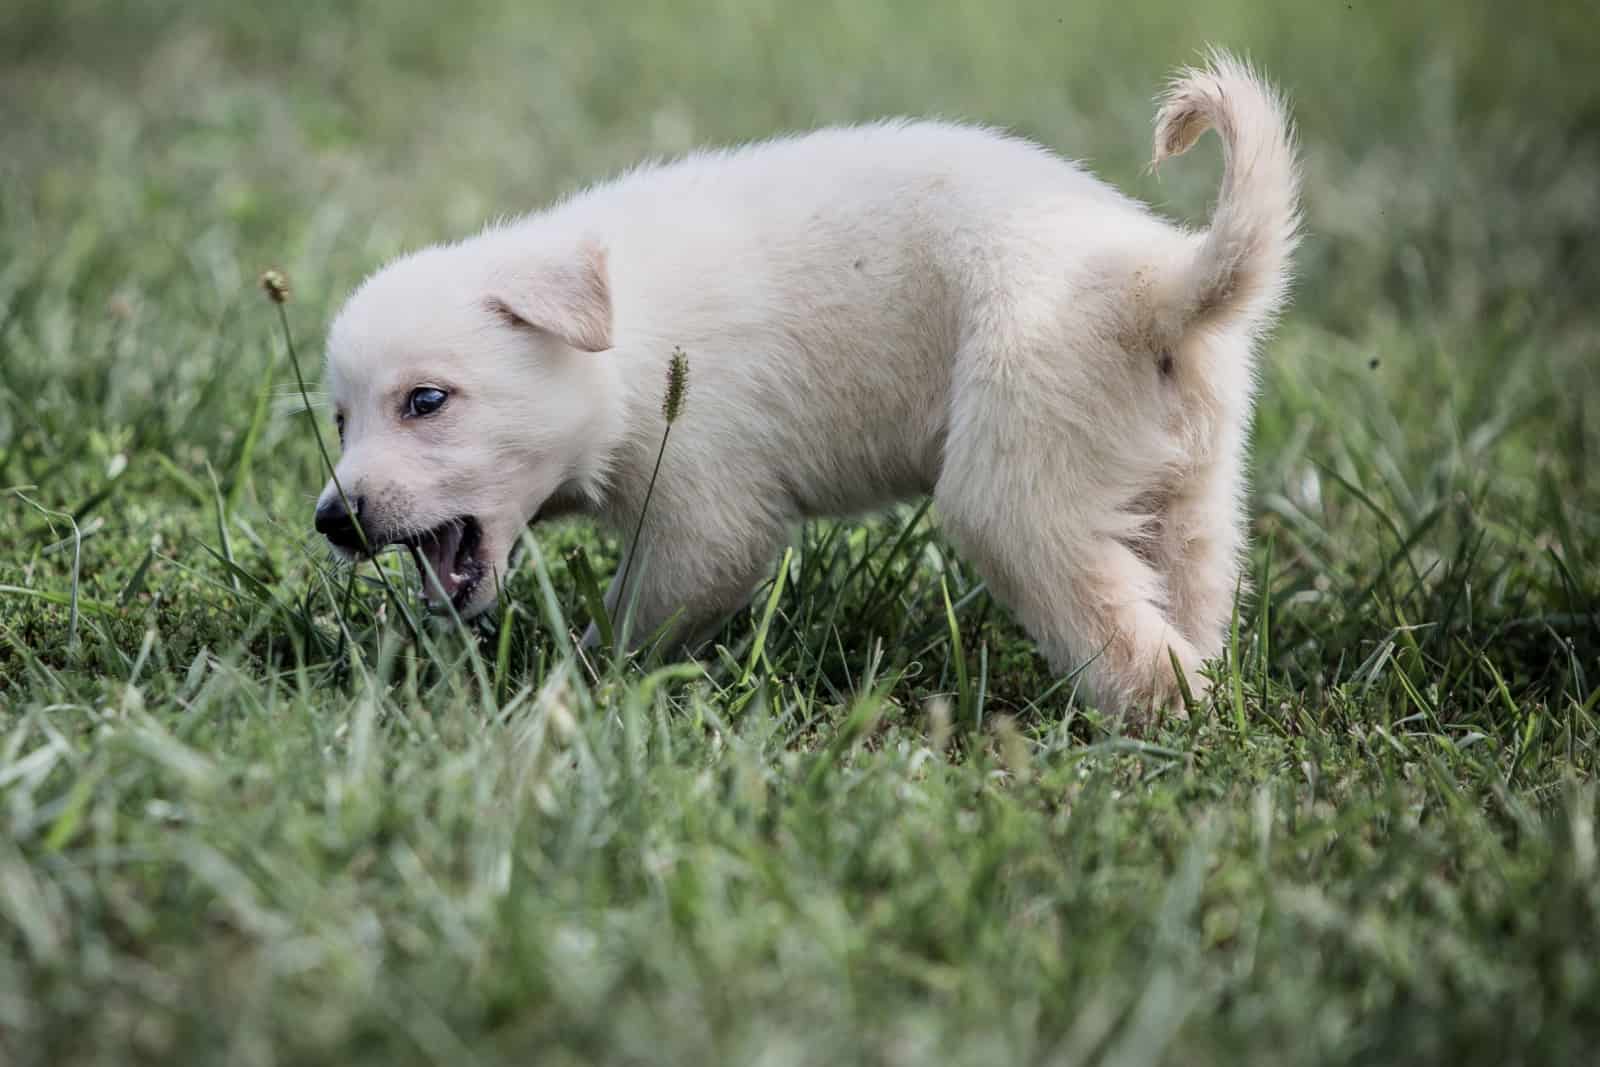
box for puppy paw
[1109,636,1207,734]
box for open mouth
[400,515,486,613]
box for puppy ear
[487,240,612,353]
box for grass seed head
[663,347,689,424]
[259,268,291,304]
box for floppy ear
[486,240,613,353]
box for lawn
[2,1,1598,1064]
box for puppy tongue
[420,523,466,600]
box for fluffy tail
[1151,50,1301,332]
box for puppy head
[316,235,617,618]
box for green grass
[3,1,1599,1063]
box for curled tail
[1152,49,1301,332]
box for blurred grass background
[2,2,1599,1065]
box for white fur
[319,51,1299,720]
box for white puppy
[315,51,1299,717]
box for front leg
[580,510,788,661]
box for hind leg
[1156,419,1251,663]
[935,405,1204,725]
[939,486,1202,721]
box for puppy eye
[335,413,346,443]
[406,387,448,418]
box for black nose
[315,494,368,552]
